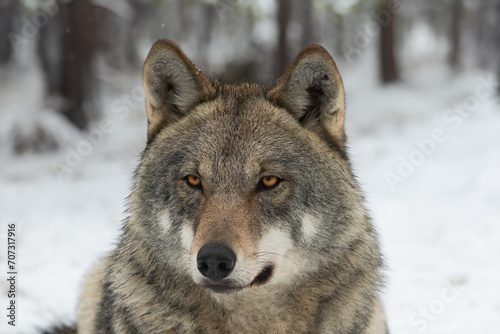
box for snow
[1,47,499,334]
[343,50,500,334]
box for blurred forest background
[1,1,500,332]
[0,0,500,152]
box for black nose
[197,243,236,281]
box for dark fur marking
[40,324,76,334]
[95,278,116,333]
[250,265,274,286]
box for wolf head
[128,40,372,296]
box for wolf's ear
[268,44,346,148]
[143,39,216,143]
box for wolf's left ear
[143,39,216,143]
[268,44,346,148]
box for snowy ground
[1,47,499,334]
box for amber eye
[260,176,280,190]
[186,175,202,189]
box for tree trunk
[495,0,500,95]
[0,0,19,65]
[198,4,216,71]
[448,0,463,70]
[57,0,108,130]
[299,0,314,47]
[276,0,291,79]
[379,0,399,84]
[38,18,62,96]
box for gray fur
[74,40,387,334]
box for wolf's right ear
[143,39,216,143]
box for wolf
[48,39,387,334]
